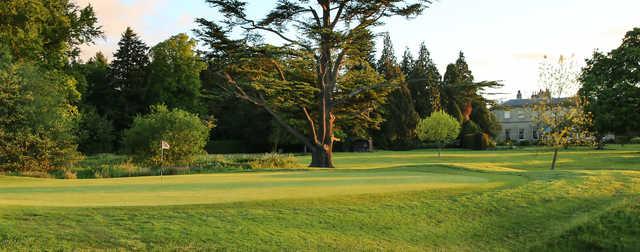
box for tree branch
[303,107,319,144]
[216,70,314,149]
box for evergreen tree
[376,33,419,149]
[441,51,476,122]
[408,43,442,118]
[400,47,414,74]
[197,0,432,167]
[108,27,150,132]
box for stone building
[492,90,567,143]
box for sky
[76,0,639,102]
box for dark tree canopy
[196,0,432,167]
[407,43,441,118]
[580,27,640,139]
[108,27,151,132]
[441,52,501,139]
[375,33,418,149]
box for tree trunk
[550,148,559,170]
[309,145,334,168]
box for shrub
[248,153,299,169]
[463,133,492,150]
[123,105,213,166]
[518,140,531,146]
[77,106,115,154]
[615,136,631,145]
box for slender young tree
[416,111,461,157]
[196,0,432,167]
[536,55,594,170]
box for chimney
[517,90,522,99]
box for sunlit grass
[0,145,639,250]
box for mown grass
[0,145,639,250]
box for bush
[123,105,212,166]
[460,120,482,148]
[248,153,299,169]
[615,136,631,145]
[630,137,640,144]
[77,106,115,154]
[463,133,492,150]
[517,140,531,146]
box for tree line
[1,0,638,170]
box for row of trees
[1,0,503,170]
[0,0,213,172]
[74,28,208,154]
[373,34,501,150]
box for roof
[500,97,570,108]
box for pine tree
[108,27,150,132]
[400,47,414,74]
[408,43,442,118]
[376,33,419,149]
[441,51,502,142]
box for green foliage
[123,105,212,166]
[416,111,461,150]
[407,43,442,117]
[0,52,81,172]
[460,121,490,150]
[462,133,491,150]
[630,137,640,144]
[75,52,110,114]
[580,27,640,138]
[375,33,419,149]
[0,0,102,67]
[76,107,115,155]
[246,153,299,169]
[108,27,150,131]
[196,0,432,167]
[460,120,482,136]
[148,33,207,114]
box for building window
[505,129,511,141]
[504,111,511,119]
[519,129,525,140]
[532,128,538,140]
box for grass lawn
[1,145,639,250]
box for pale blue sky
[78,0,639,101]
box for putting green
[0,166,516,207]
